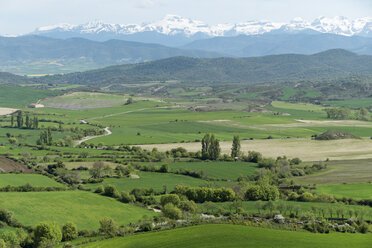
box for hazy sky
[1,0,371,35]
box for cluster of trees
[245,178,280,201]
[201,134,221,160]
[325,107,369,120]
[10,111,39,129]
[175,185,235,203]
[160,194,197,220]
[36,128,53,146]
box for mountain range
[30,49,372,87]
[0,35,222,74]
[29,15,372,46]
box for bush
[245,151,262,163]
[162,203,182,220]
[245,182,279,201]
[358,222,369,233]
[34,222,62,248]
[258,158,276,169]
[104,185,120,198]
[159,164,169,173]
[62,222,78,241]
[120,191,135,203]
[0,209,13,225]
[287,192,299,201]
[160,194,180,207]
[99,217,118,238]
[179,200,197,213]
[95,185,104,193]
[0,239,5,248]
[1,231,19,247]
[299,192,315,202]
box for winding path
[76,126,112,145]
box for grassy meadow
[0,191,156,229]
[80,224,372,248]
[0,174,63,187]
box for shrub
[245,182,279,201]
[258,158,276,169]
[34,222,62,248]
[290,157,302,165]
[95,185,104,194]
[299,192,314,202]
[104,185,120,198]
[162,203,182,220]
[358,222,369,233]
[62,222,78,241]
[159,164,169,173]
[179,200,197,214]
[160,194,180,207]
[246,151,262,163]
[1,231,19,247]
[120,191,135,203]
[0,209,13,225]
[287,192,299,201]
[99,217,118,238]
[0,239,5,248]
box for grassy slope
[80,224,372,248]
[167,161,257,180]
[0,174,63,187]
[316,183,372,200]
[0,191,156,229]
[0,86,59,108]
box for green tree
[99,217,118,237]
[160,194,180,207]
[10,115,14,127]
[16,111,23,128]
[231,135,241,158]
[34,222,62,248]
[25,114,31,129]
[90,161,105,178]
[208,134,220,160]
[62,222,78,241]
[162,203,182,220]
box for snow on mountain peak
[32,15,372,38]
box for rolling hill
[32,49,372,86]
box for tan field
[0,108,17,116]
[140,138,372,162]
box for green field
[0,86,59,108]
[84,171,232,193]
[0,174,63,187]
[0,191,156,229]
[324,98,372,108]
[167,161,257,180]
[296,159,372,185]
[316,183,372,200]
[80,224,372,248]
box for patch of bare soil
[0,157,33,173]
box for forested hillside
[34,49,372,86]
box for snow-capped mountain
[28,15,372,46]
